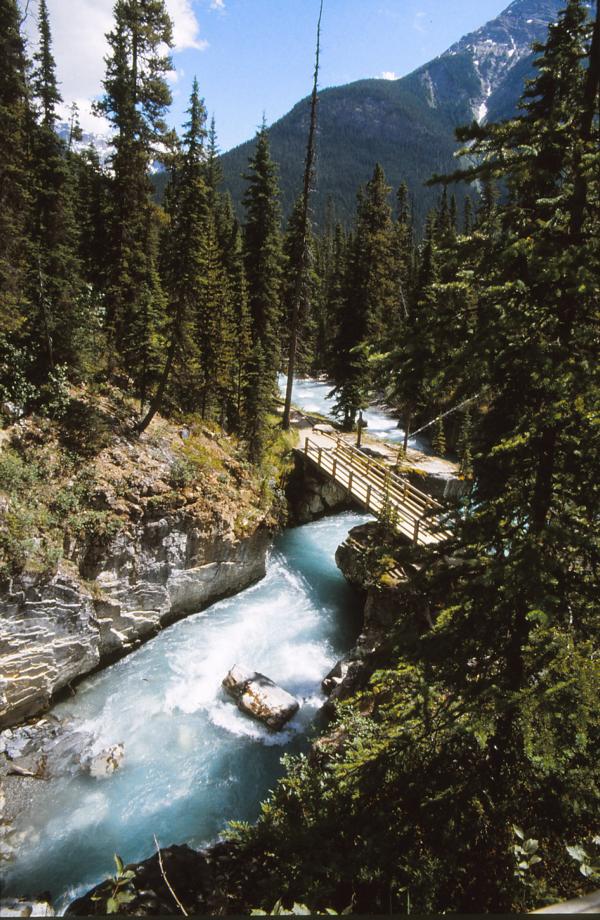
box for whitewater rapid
[280,375,428,451]
[3,511,371,912]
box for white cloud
[22,0,206,133]
[210,0,225,9]
[166,0,208,50]
[413,11,428,33]
[167,67,186,84]
[380,71,397,80]
[58,98,111,135]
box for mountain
[219,0,569,230]
[56,123,113,164]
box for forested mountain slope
[220,0,572,228]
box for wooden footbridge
[302,433,452,546]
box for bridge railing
[303,435,452,544]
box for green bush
[169,457,198,489]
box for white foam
[5,509,373,908]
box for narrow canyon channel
[2,511,371,913]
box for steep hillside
[220,0,568,229]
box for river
[2,511,371,913]
[279,375,429,452]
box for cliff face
[0,527,269,729]
[286,453,353,525]
[0,395,276,729]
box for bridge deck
[302,434,452,546]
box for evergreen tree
[281,196,317,376]
[282,0,322,429]
[223,220,252,430]
[242,125,283,362]
[240,124,282,455]
[195,213,232,419]
[330,164,396,428]
[418,0,600,892]
[203,115,221,209]
[321,223,347,374]
[0,0,31,341]
[391,181,415,337]
[243,342,271,463]
[139,78,207,430]
[97,0,174,403]
[32,0,60,129]
[28,0,83,376]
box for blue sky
[171,0,507,151]
[30,0,508,151]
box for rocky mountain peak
[441,0,565,120]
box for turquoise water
[280,374,428,451]
[3,512,370,913]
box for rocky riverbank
[64,520,418,917]
[0,393,279,730]
[285,451,353,524]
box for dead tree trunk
[282,0,323,430]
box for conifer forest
[0,0,598,915]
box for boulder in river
[222,665,299,731]
[87,743,124,778]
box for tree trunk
[282,0,323,430]
[137,335,177,433]
[403,408,411,456]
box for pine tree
[322,223,347,374]
[330,164,396,429]
[456,406,473,476]
[281,196,317,376]
[223,220,252,431]
[392,181,415,336]
[282,0,322,429]
[242,125,283,363]
[241,124,282,452]
[0,0,31,341]
[139,78,207,430]
[195,213,232,420]
[203,115,221,209]
[97,0,174,403]
[431,416,446,455]
[243,342,271,464]
[419,0,600,884]
[28,0,83,377]
[32,0,60,129]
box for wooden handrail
[307,439,440,523]
[328,434,442,509]
[302,435,452,545]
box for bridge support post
[304,437,309,455]
[414,519,420,543]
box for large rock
[405,467,471,503]
[0,524,271,729]
[222,665,299,731]
[87,743,124,778]
[287,453,353,524]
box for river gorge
[1,510,371,913]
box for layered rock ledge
[0,404,275,729]
[0,518,270,730]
